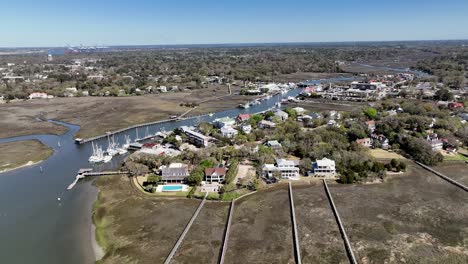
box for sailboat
[57,141,61,148]
[117,135,130,154]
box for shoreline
[0,160,43,174]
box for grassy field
[0,85,254,139]
[432,161,468,186]
[93,175,200,264]
[0,140,53,172]
[224,186,295,264]
[172,202,229,263]
[329,162,468,263]
[369,149,406,160]
[292,183,349,263]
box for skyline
[1,0,467,47]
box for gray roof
[161,167,189,180]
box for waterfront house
[371,134,389,149]
[214,117,236,128]
[262,158,300,179]
[236,114,251,123]
[161,164,189,183]
[204,167,227,183]
[311,158,336,177]
[292,107,305,116]
[180,126,210,147]
[28,92,49,99]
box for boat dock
[67,169,129,190]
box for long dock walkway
[323,179,358,264]
[164,192,208,264]
[219,200,235,264]
[289,182,302,264]
[415,161,468,192]
[67,169,128,190]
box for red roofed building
[365,120,376,132]
[448,102,464,109]
[236,114,251,123]
[204,167,227,183]
[356,138,372,148]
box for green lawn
[444,153,468,162]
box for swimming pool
[161,185,183,192]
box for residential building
[204,167,227,183]
[356,138,372,148]
[259,120,276,129]
[371,134,389,149]
[274,110,289,121]
[241,124,252,134]
[181,127,210,147]
[262,158,300,179]
[236,114,251,123]
[311,158,336,177]
[161,164,189,183]
[365,120,376,132]
[292,107,305,116]
[221,126,238,138]
[265,140,282,149]
[214,117,236,128]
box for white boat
[238,103,250,109]
[89,142,105,163]
[209,113,214,117]
[102,154,112,163]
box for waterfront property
[220,126,238,138]
[311,158,336,177]
[180,126,210,147]
[205,167,227,183]
[161,163,189,183]
[262,158,300,179]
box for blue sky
[1,0,467,47]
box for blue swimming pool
[162,185,183,191]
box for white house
[221,126,238,138]
[311,158,336,177]
[292,107,305,116]
[262,158,300,179]
[214,117,236,128]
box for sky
[0,0,467,47]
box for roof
[205,167,227,176]
[276,158,298,166]
[274,110,289,117]
[237,114,250,120]
[161,167,189,178]
[315,158,335,167]
[266,140,282,147]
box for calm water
[0,75,374,263]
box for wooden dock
[67,169,129,190]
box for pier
[323,179,358,264]
[288,182,302,264]
[67,169,129,190]
[164,192,208,264]
[415,161,468,192]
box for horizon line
[1,38,467,49]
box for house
[356,138,372,148]
[262,159,300,179]
[236,114,251,123]
[365,120,376,132]
[329,111,341,120]
[221,126,238,138]
[157,86,167,93]
[274,110,289,121]
[204,167,227,183]
[311,158,336,177]
[371,134,389,149]
[214,117,236,128]
[181,127,210,147]
[448,102,464,109]
[241,124,252,134]
[327,119,339,128]
[28,92,49,99]
[426,134,443,151]
[265,140,282,149]
[161,164,189,183]
[259,120,276,129]
[458,113,468,122]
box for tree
[188,167,204,186]
[434,88,454,101]
[299,158,312,176]
[147,174,162,184]
[363,107,378,119]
